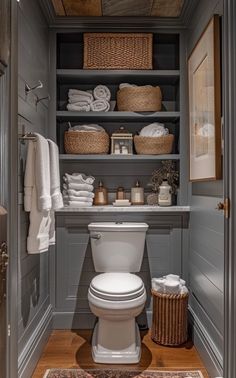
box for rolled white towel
[93,85,111,101]
[63,182,94,192]
[68,200,93,207]
[68,124,105,132]
[67,189,95,198]
[64,173,95,185]
[90,99,110,112]
[68,89,93,99]
[140,123,169,137]
[67,103,90,112]
[69,95,93,104]
[164,279,180,294]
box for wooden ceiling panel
[62,0,102,16]
[102,0,152,17]
[151,0,185,17]
[51,0,66,15]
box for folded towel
[48,139,63,210]
[67,103,90,112]
[68,196,94,203]
[152,274,188,295]
[67,201,93,207]
[67,189,95,198]
[64,173,95,185]
[68,89,93,100]
[90,99,110,112]
[93,85,111,101]
[63,182,94,192]
[140,123,169,137]
[68,124,105,133]
[69,95,93,104]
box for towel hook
[35,94,50,106]
[25,80,43,95]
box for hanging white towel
[35,133,51,211]
[48,139,63,210]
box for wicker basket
[83,33,153,70]
[117,86,162,112]
[134,134,174,155]
[64,131,110,154]
[151,290,189,346]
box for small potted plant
[147,161,179,206]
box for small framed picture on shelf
[111,127,133,155]
[188,15,221,181]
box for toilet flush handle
[90,233,101,240]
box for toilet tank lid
[88,222,149,232]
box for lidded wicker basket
[117,86,162,112]
[151,290,189,346]
[134,134,174,155]
[83,33,153,70]
[64,131,110,154]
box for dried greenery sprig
[148,160,179,194]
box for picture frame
[188,15,221,182]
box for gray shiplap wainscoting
[17,1,52,377]
[53,211,189,330]
[187,0,224,377]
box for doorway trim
[223,1,236,378]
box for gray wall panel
[17,0,51,375]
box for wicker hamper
[134,134,174,155]
[151,290,189,346]
[83,33,153,70]
[117,86,162,112]
[64,131,110,154]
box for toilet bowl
[88,272,146,363]
[87,222,149,364]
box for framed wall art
[188,15,221,181]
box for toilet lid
[90,273,145,301]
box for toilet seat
[90,272,145,301]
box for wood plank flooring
[32,330,209,378]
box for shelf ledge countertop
[56,205,190,213]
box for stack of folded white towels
[62,173,95,207]
[67,85,111,112]
[139,123,169,137]
[152,274,188,295]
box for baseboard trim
[18,303,52,378]
[189,305,223,377]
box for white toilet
[88,222,149,364]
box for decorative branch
[148,160,179,194]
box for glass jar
[94,181,108,205]
[116,187,125,200]
[158,180,172,207]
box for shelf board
[57,69,180,84]
[59,154,180,162]
[56,111,180,121]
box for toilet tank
[88,222,149,272]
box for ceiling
[51,0,185,18]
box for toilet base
[91,320,141,364]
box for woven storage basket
[64,131,109,154]
[117,86,162,112]
[83,33,153,70]
[134,134,174,155]
[151,290,189,346]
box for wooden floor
[32,330,209,378]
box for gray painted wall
[17,1,52,377]
[187,1,224,376]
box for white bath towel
[68,124,104,132]
[90,99,110,112]
[24,138,51,254]
[64,173,95,185]
[63,182,94,192]
[67,201,93,207]
[68,89,93,100]
[119,83,137,89]
[48,139,63,210]
[68,196,94,203]
[93,85,111,101]
[67,103,90,112]
[67,189,95,198]
[151,274,188,295]
[140,123,169,137]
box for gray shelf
[56,111,180,121]
[59,154,180,162]
[57,69,180,84]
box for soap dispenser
[131,180,144,205]
[94,181,108,206]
